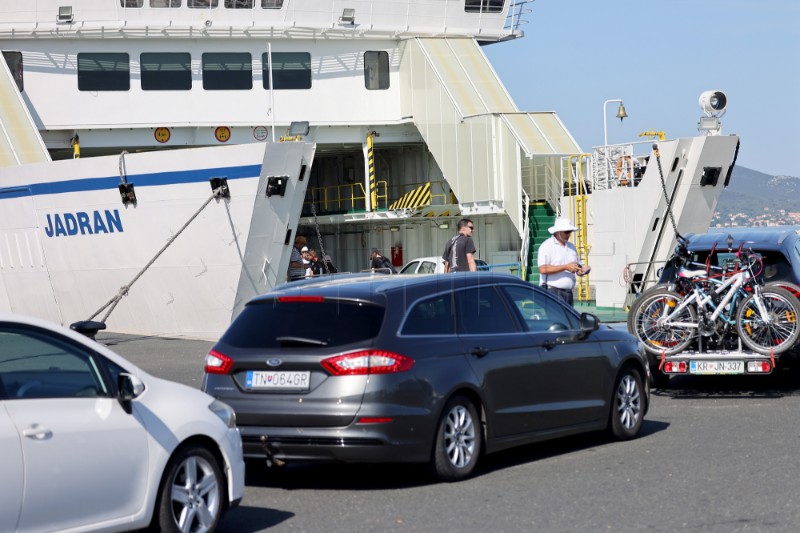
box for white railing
[591,141,653,191]
[0,1,518,40]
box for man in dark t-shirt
[442,218,477,272]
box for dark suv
[202,272,649,481]
[658,228,800,289]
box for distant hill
[712,166,800,226]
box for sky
[484,0,800,177]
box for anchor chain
[653,143,683,242]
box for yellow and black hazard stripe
[389,182,432,210]
[368,131,377,211]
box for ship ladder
[567,154,592,301]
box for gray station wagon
[202,272,650,481]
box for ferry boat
[0,1,739,338]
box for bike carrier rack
[657,335,777,377]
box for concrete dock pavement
[97,332,213,388]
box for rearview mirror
[577,313,600,340]
[117,373,144,414]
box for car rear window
[220,298,385,348]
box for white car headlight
[208,399,236,428]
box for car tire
[608,367,645,440]
[154,444,225,533]
[431,395,482,482]
[650,366,670,389]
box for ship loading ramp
[399,38,581,261]
[0,52,49,167]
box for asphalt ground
[98,332,800,533]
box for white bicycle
[629,245,800,356]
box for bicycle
[628,240,800,356]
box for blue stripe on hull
[0,164,262,199]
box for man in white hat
[537,217,591,305]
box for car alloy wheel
[432,395,482,481]
[157,445,224,533]
[609,369,644,440]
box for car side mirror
[577,312,600,340]
[117,373,144,414]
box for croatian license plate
[246,371,310,390]
[689,361,744,375]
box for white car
[399,256,489,274]
[0,314,244,533]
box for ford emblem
[266,358,282,367]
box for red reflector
[204,349,233,374]
[321,350,414,376]
[277,296,325,303]
[357,417,394,424]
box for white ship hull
[0,1,740,334]
[0,141,315,338]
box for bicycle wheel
[736,287,800,354]
[765,280,800,299]
[628,288,696,356]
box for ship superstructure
[0,1,739,336]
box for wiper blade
[275,336,328,346]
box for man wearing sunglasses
[442,218,478,273]
[537,217,591,305]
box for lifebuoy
[616,156,633,185]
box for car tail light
[321,350,414,376]
[747,361,772,373]
[205,349,233,374]
[663,361,687,374]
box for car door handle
[470,346,489,358]
[22,424,53,441]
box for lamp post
[603,99,628,146]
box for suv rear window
[221,298,384,348]
[660,249,793,284]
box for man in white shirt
[537,217,591,305]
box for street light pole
[603,99,627,146]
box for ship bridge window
[141,53,192,91]
[202,53,252,90]
[120,0,144,7]
[78,53,130,92]
[150,0,182,7]
[261,0,283,7]
[364,51,389,90]
[262,52,311,90]
[465,0,504,13]
[2,52,23,92]
[225,0,253,7]
[189,0,219,7]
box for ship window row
[120,0,504,12]
[74,51,389,91]
[121,1,285,8]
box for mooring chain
[653,143,682,241]
[87,187,225,324]
[309,189,329,273]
